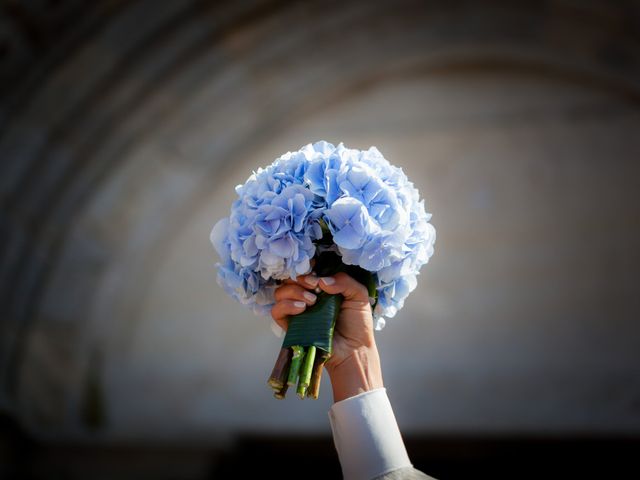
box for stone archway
[1,0,639,439]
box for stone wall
[1,0,639,442]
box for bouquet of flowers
[210,141,435,399]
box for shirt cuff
[328,388,412,480]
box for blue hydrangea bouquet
[210,141,435,399]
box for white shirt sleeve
[328,388,413,480]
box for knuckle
[334,272,369,299]
[334,272,348,282]
[355,282,368,296]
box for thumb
[318,272,370,303]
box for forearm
[327,345,384,402]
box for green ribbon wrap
[281,292,342,354]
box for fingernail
[293,301,306,308]
[305,275,319,287]
[320,276,335,285]
[303,291,317,303]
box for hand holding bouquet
[270,271,385,402]
[211,141,435,399]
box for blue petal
[333,224,365,249]
[270,236,294,257]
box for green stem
[287,346,305,386]
[297,346,316,398]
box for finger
[271,299,308,328]
[317,272,370,303]
[298,273,320,290]
[274,284,317,305]
[283,274,320,290]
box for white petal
[210,218,229,255]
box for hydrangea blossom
[211,141,436,328]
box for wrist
[326,346,384,403]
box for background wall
[1,0,639,478]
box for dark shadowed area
[1,1,639,479]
